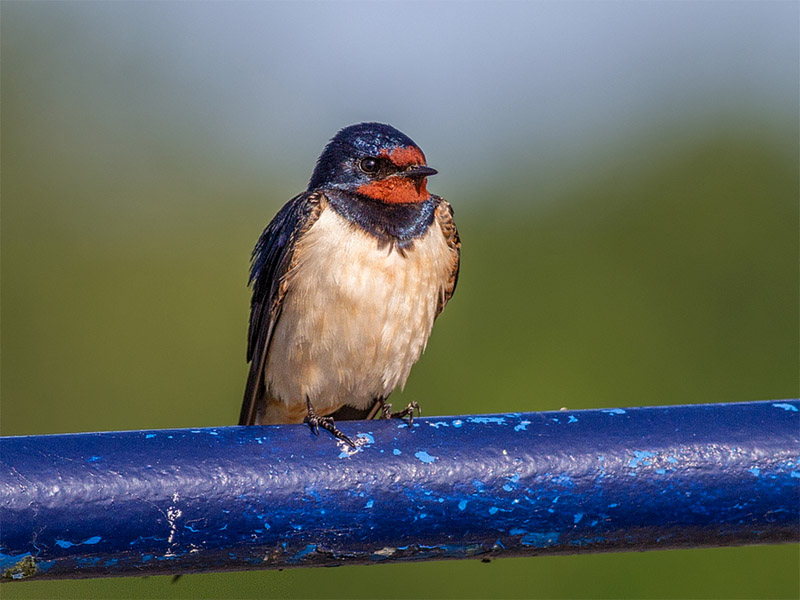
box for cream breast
[262,205,455,422]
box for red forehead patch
[380,145,426,168]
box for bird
[239,122,460,446]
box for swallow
[239,122,460,446]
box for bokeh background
[2,2,798,598]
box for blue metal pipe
[1,400,798,581]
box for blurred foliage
[2,112,798,597]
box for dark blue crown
[308,123,419,190]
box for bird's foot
[304,398,356,447]
[380,401,421,425]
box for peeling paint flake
[357,433,375,444]
[372,547,396,558]
[629,450,656,468]
[469,416,507,425]
[289,544,318,562]
[415,451,437,464]
[337,434,372,458]
[772,402,798,412]
[55,536,102,548]
[166,492,182,551]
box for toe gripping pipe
[1,400,799,581]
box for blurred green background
[2,2,798,598]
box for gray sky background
[4,1,798,206]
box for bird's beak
[402,165,438,178]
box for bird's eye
[359,157,379,173]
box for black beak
[402,165,438,178]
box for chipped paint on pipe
[1,400,798,581]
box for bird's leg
[379,399,421,425]
[365,398,384,420]
[304,397,356,448]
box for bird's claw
[381,401,421,425]
[303,412,322,435]
[304,398,356,447]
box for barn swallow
[239,123,460,446]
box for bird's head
[308,122,437,204]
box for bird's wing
[239,191,326,426]
[433,196,461,319]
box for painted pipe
[1,400,798,581]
